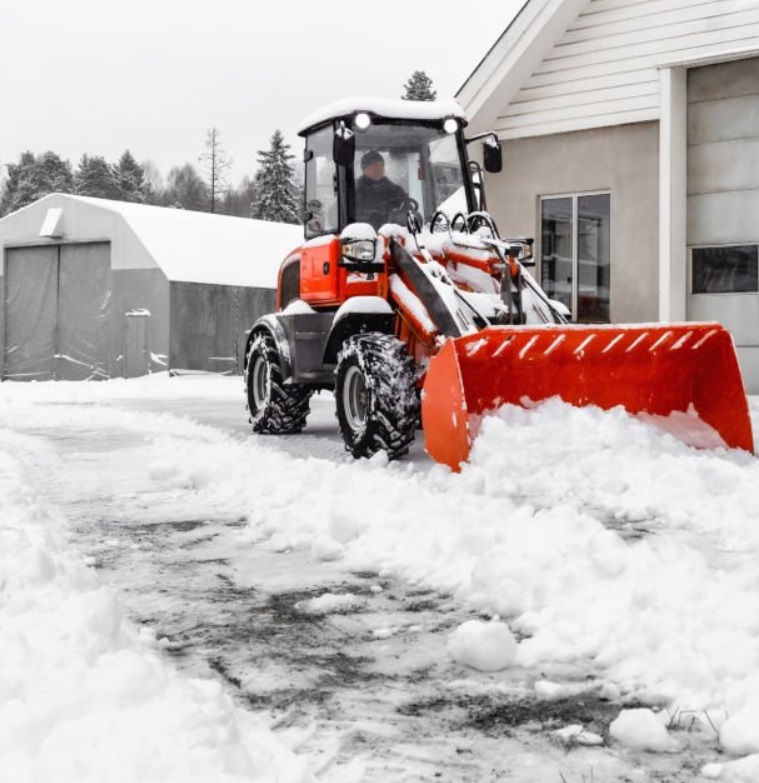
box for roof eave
[456,0,589,136]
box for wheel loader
[244,97,754,470]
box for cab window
[304,126,338,238]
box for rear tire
[245,332,311,434]
[335,333,419,459]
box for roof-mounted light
[443,117,459,135]
[354,112,371,130]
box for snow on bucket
[421,322,754,471]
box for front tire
[245,332,311,433]
[335,333,419,459]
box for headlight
[354,112,371,130]
[342,240,376,262]
[443,117,459,134]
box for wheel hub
[343,365,369,431]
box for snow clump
[609,708,678,752]
[447,619,518,672]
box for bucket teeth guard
[422,323,754,470]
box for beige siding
[496,0,759,138]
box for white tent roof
[68,196,303,288]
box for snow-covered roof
[2,195,302,288]
[298,96,468,135]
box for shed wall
[169,283,275,373]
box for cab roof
[298,96,468,136]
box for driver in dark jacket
[355,150,409,230]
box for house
[0,194,302,380]
[457,0,759,390]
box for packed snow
[2,374,759,780]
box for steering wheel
[388,197,422,231]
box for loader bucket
[422,323,754,471]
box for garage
[683,58,758,389]
[0,194,302,380]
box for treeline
[0,129,301,224]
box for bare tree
[199,128,231,213]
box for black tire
[335,333,419,460]
[245,332,311,434]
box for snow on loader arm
[422,323,755,471]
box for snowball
[447,619,518,672]
[702,755,759,782]
[609,708,678,752]
[310,535,344,562]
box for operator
[355,150,409,230]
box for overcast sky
[0,0,524,185]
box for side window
[305,126,338,238]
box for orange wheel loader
[243,98,754,470]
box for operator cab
[298,98,501,238]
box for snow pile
[608,708,678,753]
[0,437,312,783]
[4,378,759,771]
[447,619,518,672]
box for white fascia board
[456,0,589,136]
[657,44,759,70]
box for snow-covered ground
[2,374,759,782]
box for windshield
[352,122,469,230]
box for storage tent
[0,194,302,380]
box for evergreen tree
[253,130,299,224]
[402,70,437,101]
[74,154,120,199]
[0,151,73,216]
[162,163,209,212]
[113,150,147,203]
[199,128,231,213]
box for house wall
[495,0,759,140]
[485,121,660,323]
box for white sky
[0,0,524,186]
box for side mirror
[333,123,355,167]
[483,137,503,173]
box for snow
[334,296,392,320]
[298,97,467,134]
[447,619,518,672]
[609,709,678,753]
[339,223,377,242]
[282,299,316,315]
[3,375,759,779]
[55,194,303,288]
[295,593,364,615]
[0,432,311,783]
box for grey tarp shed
[0,194,302,380]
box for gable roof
[456,0,590,135]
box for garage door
[686,57,759,391]
[3,243,111,381]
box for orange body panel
[422,323,754,471]
[298,237,384,308]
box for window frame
[689,243,759,296]
[538,190,612,322]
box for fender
[244,314,293,379]
[322,296,395,364]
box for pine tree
[113,150,147,203]
[74,154,120,199]
[0,151,73,216]
[199,128,231,213]
[253,130,299,224]
[402,70,437,101]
